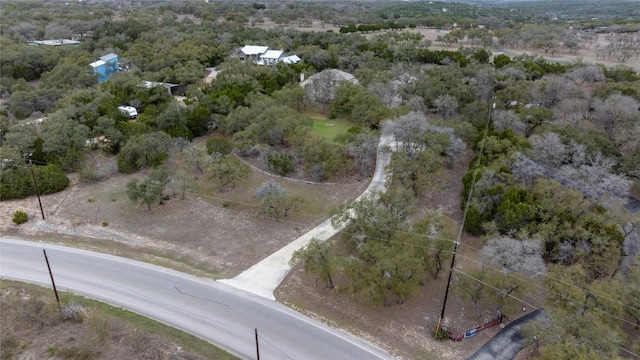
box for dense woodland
[1,1,640,359]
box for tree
[117,132,172,173]
[367,80,397,108]
[126,167,171,212]
[453,268,487,318]
[266,152,294,176]
[530,75,575,108]
[346,130,378,177]
[518,106,553,137]
[254,181,302,219]
[157,102,191,139]
[291,239,337,289]
[523,263,629,359]
[390,149,443,197]
[332,81,389,128]
[304,70,338,115]
[208,156,250,192]
[592,93,640,149]
[412,210,455,279]
[473,67,496,102]
[206,137,233,156]
[482,236,546,275]
[492,110,527,136]
[383,111,428,156]
[8,88,37,119]
[35,164,71,195]
[433,94,458,120]
[44,23,72,43]
[300,137,347,182]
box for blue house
[90,53,120,83]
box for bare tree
[44,23,72,43]
[255,181,286,198]
[9,22,41,41]
[382,112,428,155]
[426,125,466,167]
[304,70,339,115]
[367,80,397,108]
[347,131,378,177]
[555,153,631,200]
[473,67,496,102]
[511,152,547,186]
[531,75,575,107]
[496,67,527,87]
[592,93,640,149]
[432,94,458,120]
[529,132,566,168]
[566,66,606,83]
[553,98,591,125]
[482,236,547,275]
[492,109,527,136]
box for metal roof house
[232,45,301,66]
[281,55,302,64]
[90,53,120,83]
[27,39,81,46]
[140,80,181,95]
[235,45,270,63]
[257,50,285,65]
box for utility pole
[43,249,60,306]
[255,328,260,360]
[435,101,495,335]
[29,160,45,220]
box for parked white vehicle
[118,105,138,119]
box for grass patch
[310,116,354,142]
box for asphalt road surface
[466,310,544,360]
[0,237,393,360]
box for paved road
[466,310,544,360]
[0,237,393,360]
[220,136,394,300]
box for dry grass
[0,280,235,360]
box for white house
[232,45,301,66]
[281,55,301,64]
[27,39,80,46]
[236,45,269,62]
[258,50,285,65]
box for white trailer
[118,106,138,119]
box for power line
[454,269,640,357]
[437,100,495,334]
[11,156,640,322]
[452,258,640,329]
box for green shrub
[0,166,32,200]
[267,153,294,176]
[12,210,28,225]
[206,137,233,155]
[101,221,108,227]
[434,327,450,340]
[36,164,70,195]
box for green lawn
[310,117,354,142]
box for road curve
[0,237,393,360]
